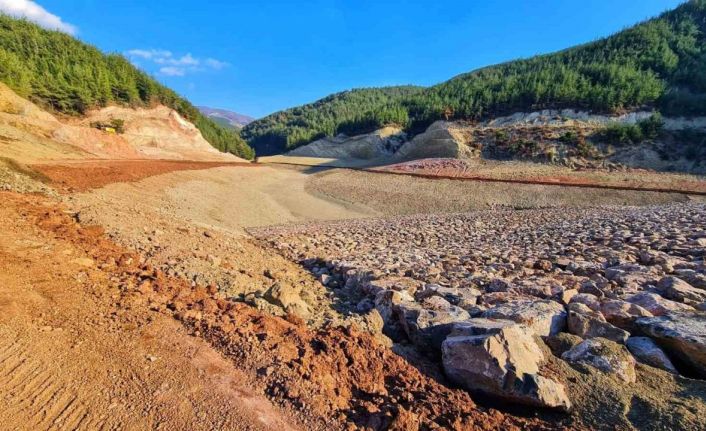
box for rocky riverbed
[251,203,706,418]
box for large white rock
[442,320,571,410]
[481,300,567,336]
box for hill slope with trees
[0,15,254,159]
[243,0,706,155]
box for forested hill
[241,86,423,155]
[0,15,254,159]
[243,0,706,156]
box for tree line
[243,0,706,155]
[0,15,254,159]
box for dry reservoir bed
[251,203,706,429]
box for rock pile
[252,203,706,408]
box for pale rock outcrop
[287,126,405,159]
[636,311,706,377]
[626,337,678,374]
[442,320,571,410]
[562,338,637,383]
[395,121,475,160]
[481,300,567,337]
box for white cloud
[159,66,186,77]
[205,58,229,70]
[0,0,77,34]
[126,48,228,77]
[126,49,172,60]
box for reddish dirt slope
[31,160,255,192]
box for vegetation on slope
[0,15,254,159]
[241,86,423,155]
[243,0,706,155]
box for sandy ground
[72,164,376,232]
[307,169,698,216]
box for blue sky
[5,1,686,118]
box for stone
[568,302,605,321]
[657,276,706,304]
[625,292,694,316]
[600,299,653,332]
[442,323,571,410]
[374,289,415,323]
[264,283,311,318]
[416,284,480,308]
[570,293,601,311]
[482,300,567,336]
[559,289,579,305]
[567,309,630,344]
[562,338,637,383]
[626,337,678,374]
[395,301,470,353]
[636,311,706,377]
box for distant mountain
[198,106,255,130]
[243,0,706,155]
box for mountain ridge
[197,106,255,129]
[243,0,706,156]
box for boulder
[636,311,706,377]
[264,283,311,318]
[442,323,571,410]
[416,284,480,309]
[482,300,567,337]
[570,293,601,311]
[625,292,694,316]
[562,338,637,383]
[395,300,470,353]
[374,289,415,323]
[657,276,706,304]
[600,299,653,332]
[626,337,678,374]
[567,309,630,344]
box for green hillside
[241,86,423,155]
[243,0,706,155]
[0,15,254,160]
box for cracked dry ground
[0,191,560,430]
